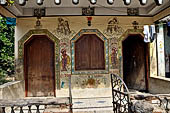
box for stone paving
[3,88,114,113]
[57,88,114,113]
[3,88,170,113]
[72,97,113,113]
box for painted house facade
[0,0,170,98]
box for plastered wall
[148,8,170,94]
[15,16,156,90]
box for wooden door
[123,35,148,91]
[75,34,105,70]
[24,35,55,97]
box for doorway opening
[24,35,56,97]
[122,34,149,92]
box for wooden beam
[0,5,16,17]
[5,2,23,16]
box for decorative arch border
[119,29,144,43]
[71,29,109,74]
[18,29,60,89]
[118,29,145,77]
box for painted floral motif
[81,76,101,88]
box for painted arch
[18,29,60,89]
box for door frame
[119,29,150,92]
[18,29,60,97]
[24,35,56,97]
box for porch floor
[4,88,169,113]
[56,88,113,113]
[4,88,113,113]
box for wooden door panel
[75,34,91,70]
[123,35,147,91]
[90,35,105,69]
[25,35,55,97]
[75,34,105,70]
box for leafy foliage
[0,16,15,85]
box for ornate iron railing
[111,74,132,113]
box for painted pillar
[157,24,165,77]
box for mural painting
[53,17,75,38]
[109,38,119,69]
[60,74,71,88]
[61,48,70,71]
[73,74,110,89]
[60,74,110,89]
[81,76,101,88]
[104,17,124,37]
[60,38,71,72]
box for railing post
[11,106,15,113]
[36,105,40,113]
[28,105,32,113]
[20,106,24,113]
[69,75,73,113]
[2,107,6,113]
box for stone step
[73,111,113,113]
[43,108,70,113]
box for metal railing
[111,74,132,113]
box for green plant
[0,16,14,85]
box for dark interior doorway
[24,35,55,97]
[123,35,149,92]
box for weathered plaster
[15,16,156,90]
[149,39,158,77]
[164,26,170,75]
[157,25,166,77]
[149,76,170,94]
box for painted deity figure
[64,20,71,35]
[111,47,118,68]
[61,49,70,71]
[107,20,113,33]
[57,18,65,34]
[106,17,123,35]
[57,18,71,36]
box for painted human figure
[57,18,65,34]
[107,20,113,33]
[111,47,118,68]
[61,49,70,71]
[64,20,71,35]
